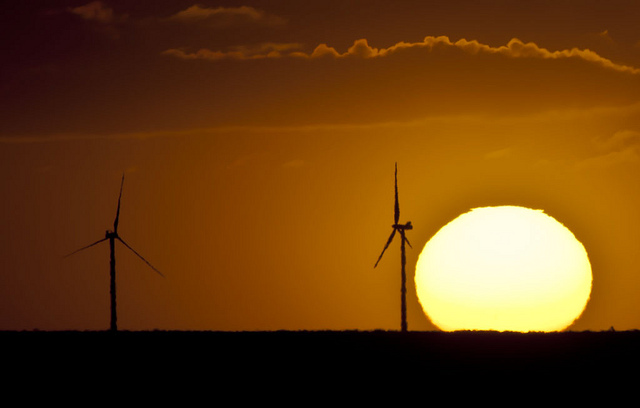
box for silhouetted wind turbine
[374,162,413,332]
[65,174,163,332]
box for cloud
[162,42,303,61]
[484,147,513,160]
[68,1,123,24]
[163,35,640,74]
[5,103,640,144]
[67,1,127,38]
[308,44,342,59]
[167,4,286,27]
[0,116,470,144]
[575,130,640,170]
[594,130,640,154]
[598,29,613,41]
[312,37,640,75]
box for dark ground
[0,331,640,407]
[7,331,640,407]
[4,330,639,370]
[4,330,638,397]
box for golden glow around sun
[415,206,592,332]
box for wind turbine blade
[374,229,396,268]
[394,162,399,225]
[117,237,164,277]
[64,237,108,258]
[113,173,125,233]
[403,234,412,249]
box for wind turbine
[374,162,413,332]
[65,174,163,331]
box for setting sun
[415,206,592,332]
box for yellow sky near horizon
[2,0,640,331]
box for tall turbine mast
[374,163,413,332]
[65,174,163,331]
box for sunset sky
[3,0,640,332]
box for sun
[415,206,592,332]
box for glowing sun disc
[415,206,592,332]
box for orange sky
[2,0,640,331]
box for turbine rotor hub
[394,222,413,230]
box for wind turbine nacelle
[394,222,413,230]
